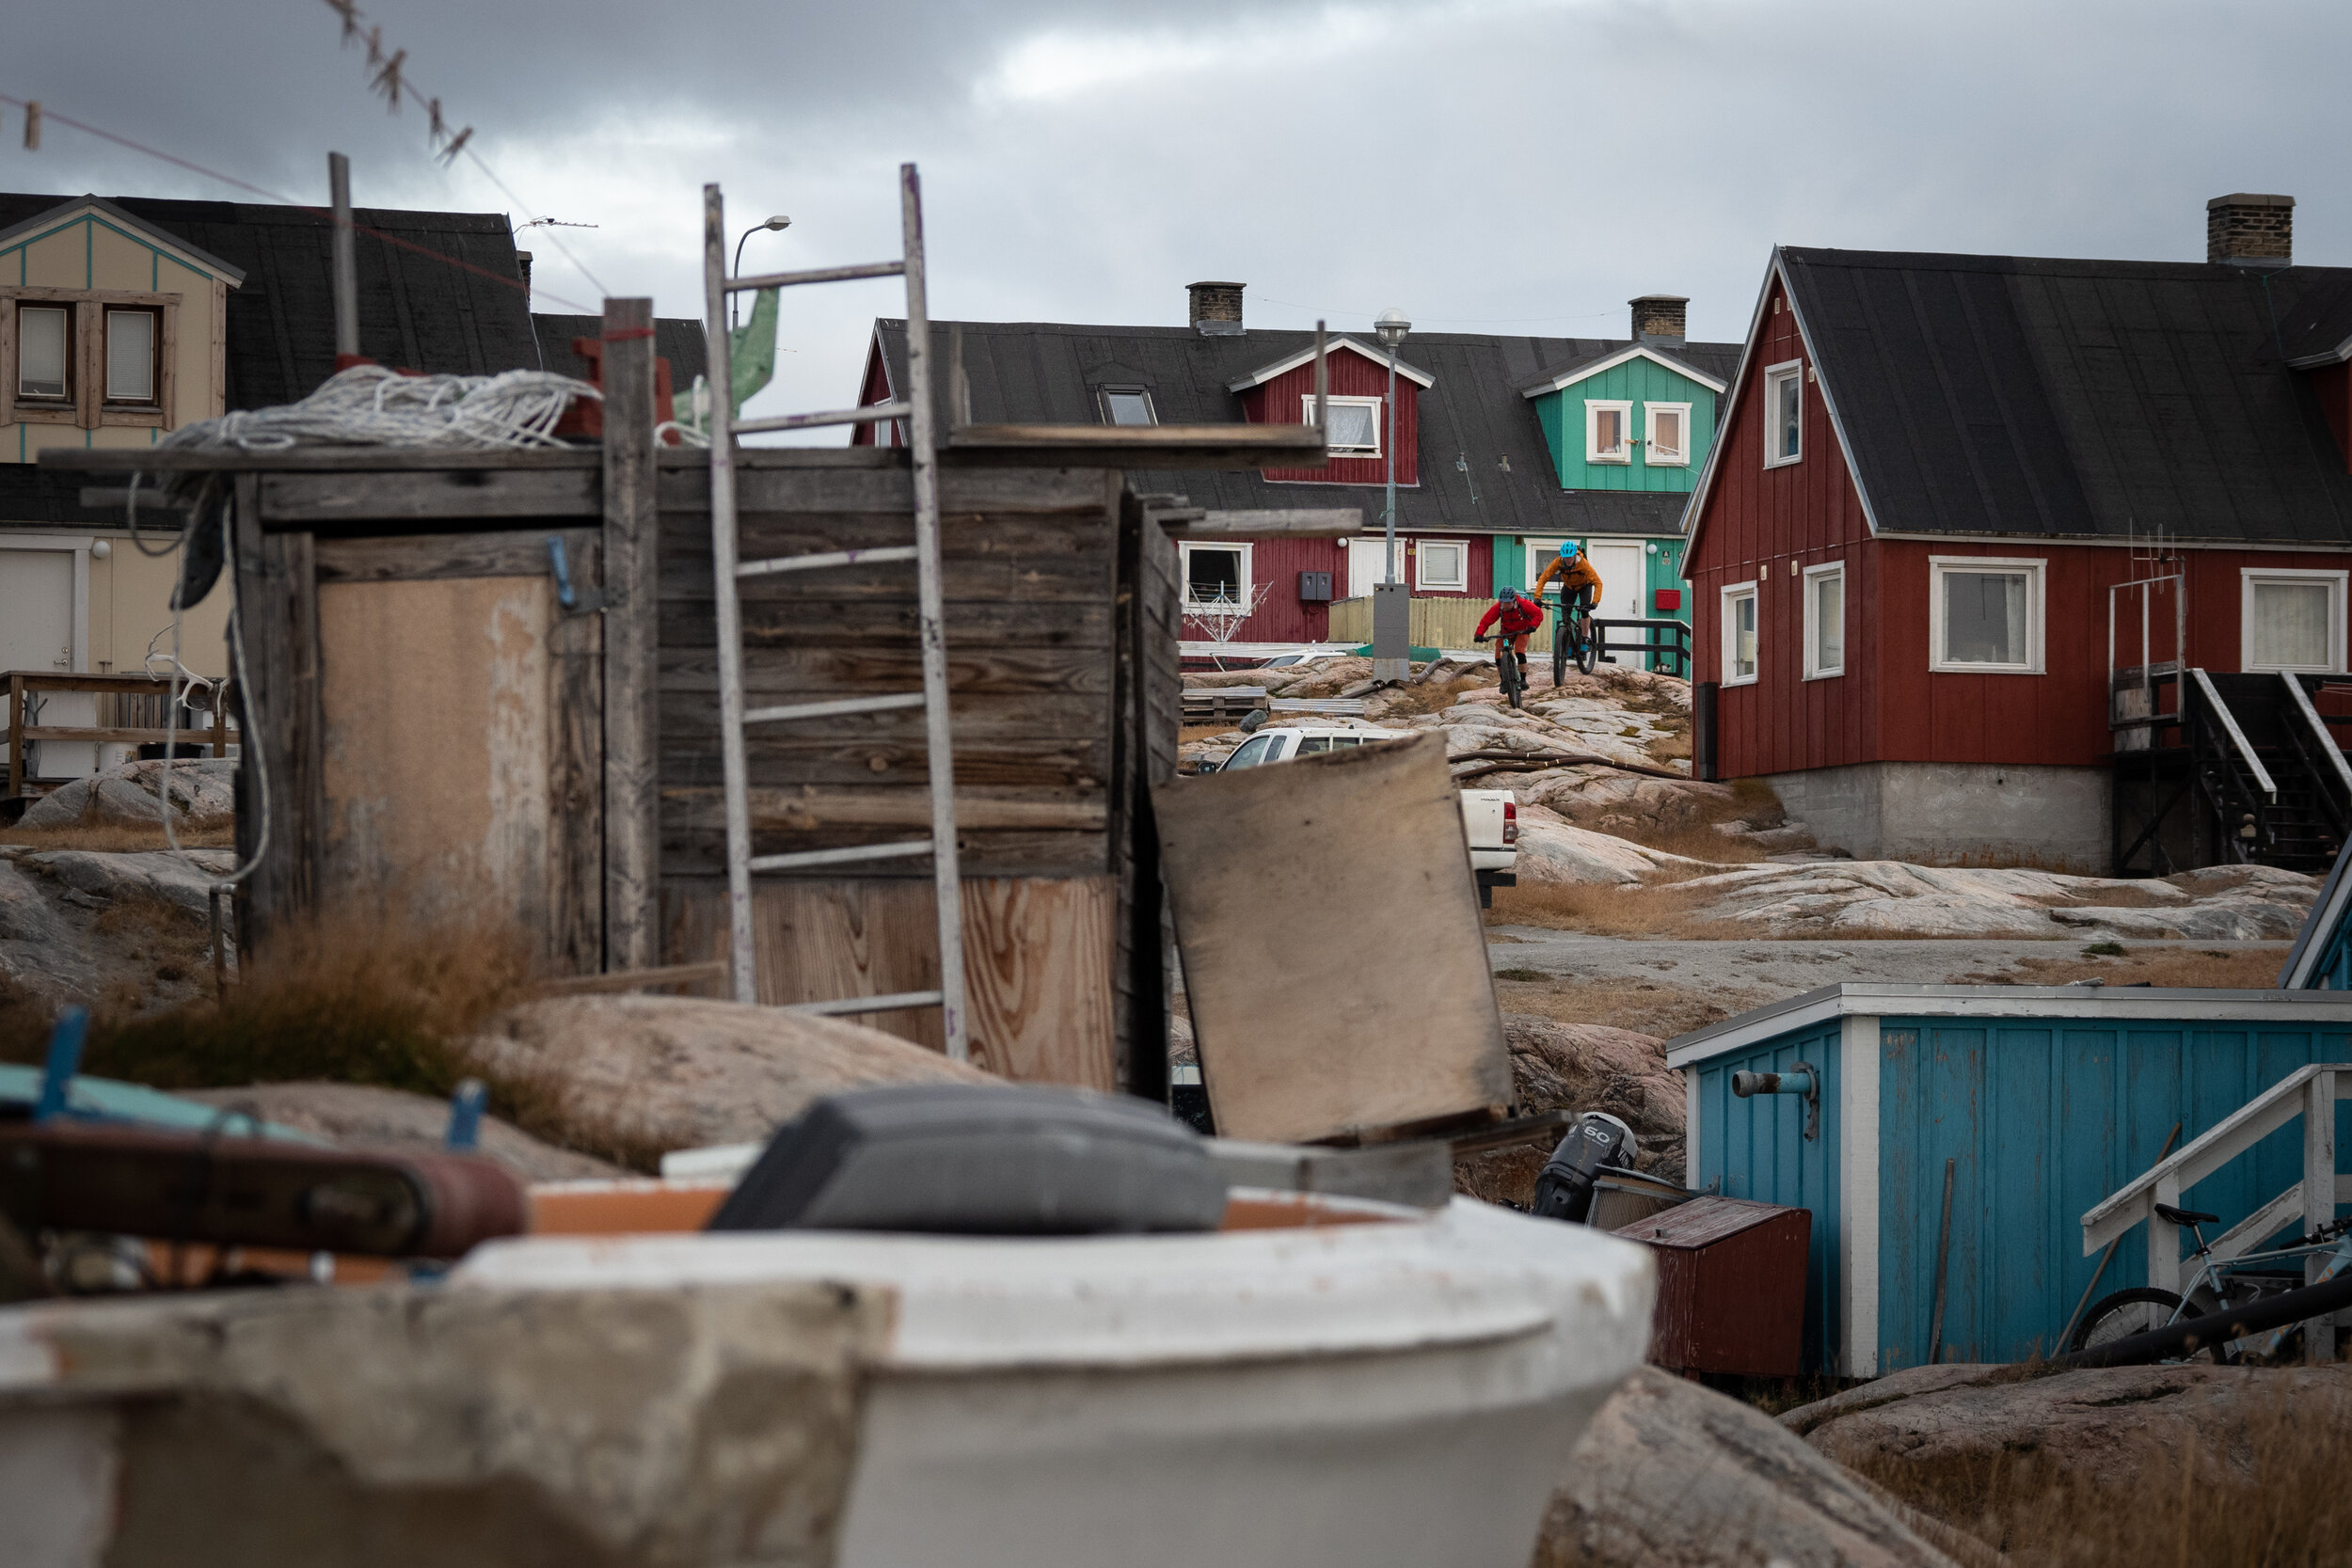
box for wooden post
[2148,1171,2183,1295]
[599,297,661,973]
[233,474,322,954]
[7,673,22,799]
[2307,1069,2337,1360]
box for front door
[1587,541,1647,622]
[1345,537,1396,598]
[0,548,93,780]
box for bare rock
[180,1081,627,1182]
[463,994,995,1154]
[1455,1016,1684,1202]
[1785,1360,2352,1496]
[17,757,235,832]
[1531,1365,1965,1568]
[0,846,231,1015]
[1511,814,1709,886]
[1269,655,1374,696]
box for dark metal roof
[0,191,543,412]
[1778,246,2352,545]
[873,319,1741,537]
[532,313,708,392]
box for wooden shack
[46,308,1336,1097]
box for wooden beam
[40,447,601,475]
[538,960,730,997]
[945,423,1329,471]
[20,726,235,746]
[602,296,663,974]
[260,467,597,524]
[1179,509,1364,538]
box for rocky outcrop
[1455,1015,1684,1202]
[0,846,234,1015]
[180,1081,626,1182]
[1783,1360,2352,1495]
[1531,1366,1967,1568]
[16,757,234,832]
[462,993,994,1154]
[1511,809,1710,886]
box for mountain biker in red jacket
[1474,589,1545,669]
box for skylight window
[1099,387,1157,426]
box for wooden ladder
[701,165,968,1060]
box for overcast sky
[7,0,2349,429]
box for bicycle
[1494,639,1525,709]
[1550,592,1599,687]
[2069,1204,2352,1362]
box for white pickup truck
[1206,725,1519,906]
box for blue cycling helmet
[1559,542,1581,562]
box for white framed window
[1721,581,1758,686]
[1416,539,1468,592]
[1306,394,1382,456]
[2242,568,2348,673]
[1586,399,1632,464]
[1763,360,1803,467]
[1098,386,1157,426]
[1645,402,1692,467]
[1803,562,1845,679]
[1929,556,2045,673]
[16,304,71,402]
[1181,541,1253,608]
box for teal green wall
[1530,356,1717,493]
[1491,536,1688,621]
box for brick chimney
[1188,280,1246,336]
[1630,293,1688,345]
[2207,194,2294,266]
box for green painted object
[1527,350,1720,494]
[0,1064,324,1143]
[672,286,781,431]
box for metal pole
[1928,1156,1956,1363]
[704,183,758,1005]
[1384,342,1399,583]
[328,153,358,362]
[901,163,970,1064]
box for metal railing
[1592,617,1691,679]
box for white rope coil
[158,364,600,453]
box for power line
[0,91,597,313]
[1257,293,1618,327]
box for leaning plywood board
[1152,733,1510,1144]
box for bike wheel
[1500,649,1523,709]
[2070,1287,2215,1357]
[1576,618,1599,676]
[1551,628,1567,690]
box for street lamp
[730,214,791,327]
[1374,308,1410,585]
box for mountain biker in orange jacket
[1532,541,1602,615]
[1474,588,1546,669]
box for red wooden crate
[1632,1196,1810,1377]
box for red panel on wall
[1248,346,1417,487]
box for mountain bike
[2069,1206,2352,1363]
[1494,640,1525,709]
[1551,593,1599,686]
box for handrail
[2282,672,2352,796]
[2192,668,2278,802]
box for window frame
[0,285,177,431]
[1179,539,1254,609]
[1307,393,1383,456]
[103,305,164,409]
[1644,401,1692,467]
[2240,567,2349,673]
[1585,399,1633,464]
[1928,555,2046,674]
[1721,580,1759,687]
[1802,561,1845,679]
[12,302,74,409]
[1762,359,1803,468]
[1414,538,1469,593]
[1096,385,1157,427]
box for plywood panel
[660,875,1118,1091]
[318,575,563,949]
[1152,731,1510,1143]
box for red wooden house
[1684,195,2352,874]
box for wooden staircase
[2113,671,2352,876]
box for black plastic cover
[707,1084,1228,1235]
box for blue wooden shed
[2281,845,2352,989]
[1666,985,2352,1376]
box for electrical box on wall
[1298,570,1333,602]
[1654,588,1682,612]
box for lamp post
[1375,308,1411,583]
[729,214,791,327]
[1372,308,1411,679]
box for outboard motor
[1529,1112,1639,1225]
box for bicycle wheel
[1499,647,1523,709]
[1575,616,1599,676]
[1551,624,1568,689]
[2070,1287,2222,1359]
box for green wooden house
[1486,297,1736,659]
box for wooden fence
[7,671,237,798]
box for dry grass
[1372,673,1494,720]
[1489,973,1776,1038]
[1949,944,2291,990]
[1488,878,1730,939]
[0,909,666,1171]
[1578,776,1798,867]
[0,823,237,851]
[1852,1390,2352,1567]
